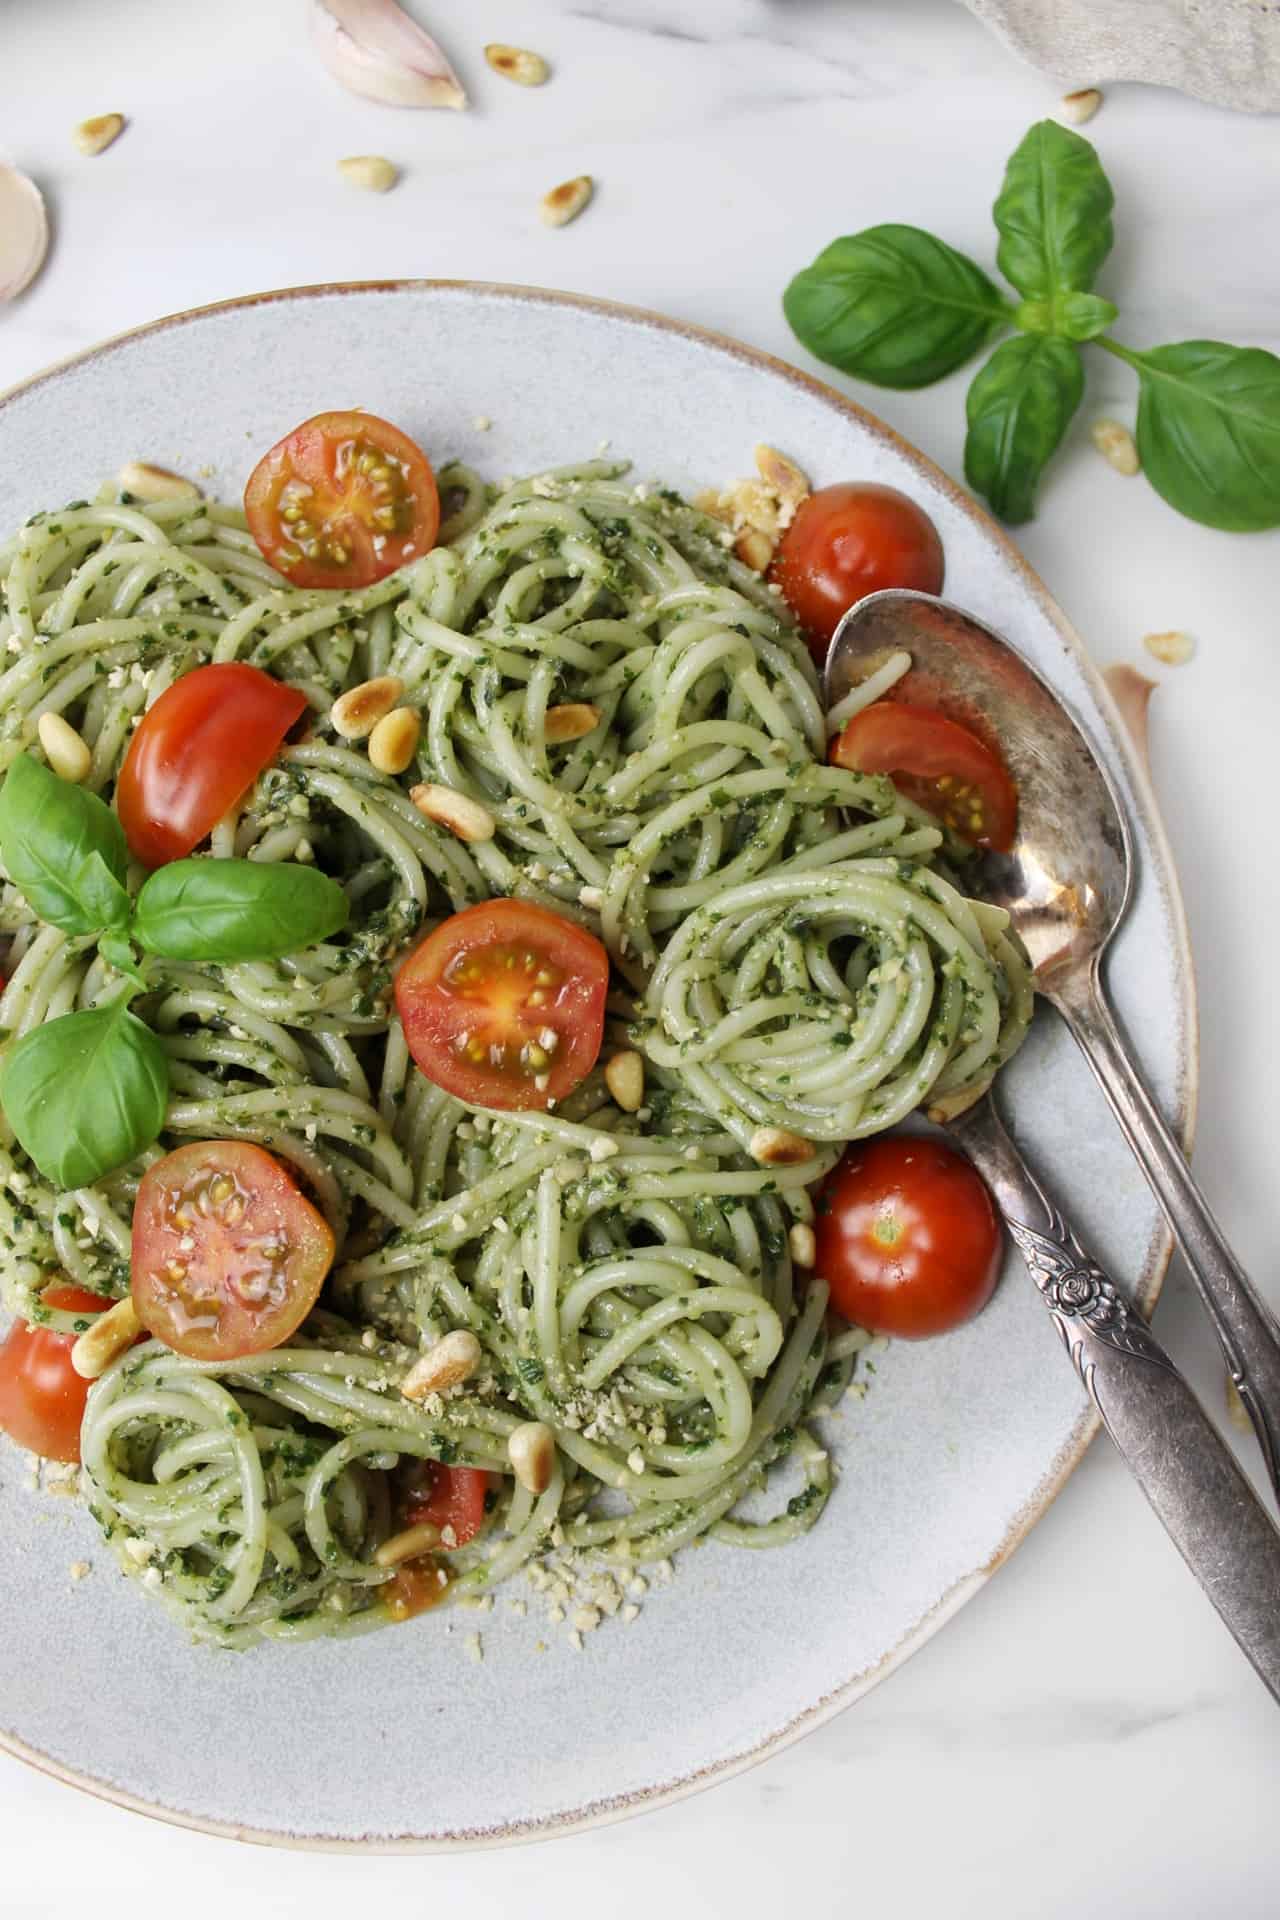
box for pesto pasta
[0,458,1031,1646]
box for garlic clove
[310,0,467,110]
[0,165,50,303]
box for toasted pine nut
[749,1126,815,1167]
[508,1420,555,1495]
[338,154,399,194]
[331,675,404,740]
[544,702,601,745]
[485,44,550,86]
[788,1223,816,1268]
[540,175,593,228]
[735,528,775,573]
[71,1296,141,1380]
[1059,87,1103,125]
[1143,629,1195,667]
[1091,418,1140,476]
[374,1520,442,1567]
[604,1050,644,1114]
[409,782,496,844]
[754,445,810,509]
[368,706,420,775]
[117,460,200,502]
[38,711,92,783]
[401,1329,483,1401]
[74,112,125,156]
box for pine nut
[38,712,92,783]
[754,444,810,510]
[735,528,775,573]
[749,1126,816,1167]
[409,782,496,844]
[1091,418,1140,476]
[604,1050,645,1113]
[331,675,404,739]
[1143,629,1195,667]
[117,461,200,502]
[71,1296,141,1380]
[338,154,399,194]
[74,113,125,156]
[788,1223,817,1268]
[540,175,593,228]
[1059,87,1103,126]
[401,1329,483,1400]
[508,1420,555,1494]
[367,706,420,775]
[485,44,550,86]
[544,702,601,745]
[374,1520,442,1567]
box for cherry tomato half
[245,410,440,591]
[406,1462,493,1549]
[395,899,609,1112]
[770,483,944,663]
[831,700,1018,852]
[131,1141,335,1361]
[0,1285,115,1462]
[117,662,306,868]
[814,1136,1002,1339]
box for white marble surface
[1,0,1278,1912]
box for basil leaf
[783,225,1010,391]
[993,121,1114,304]
[99,928,149,987]
[1015,292,1117,342]
[1124,339,1280,532]
[0,999,168,1187]
[134,858,350,961]
[0,753,131,936]
[964,335,1084,524]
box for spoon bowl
[826,587,1280,1509]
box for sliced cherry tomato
[0,1285,116,1462]
[245,410,440,591]
[131,1141,335,1361]
[770,483,944,662]
[395,899,609,1112]
[383,1559,451,1622]
[405,1461,493,1548]
[815,1136,1001,1340]
[117,662,306,868]
[830,700,1017,852]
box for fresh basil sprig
[134,859,349,962]
[0,996,168,1190]
[0,750,352,1186]
[783,117,1280,530]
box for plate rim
[0,278,1199,1851]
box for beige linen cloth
[962,0,1280,110]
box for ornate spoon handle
[948,1094,1280,1705]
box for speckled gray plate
[0,283,1195,1850]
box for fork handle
[1051,963,1280,1511]
[949,1095,1280,1705]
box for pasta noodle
[0,459,1031,1645]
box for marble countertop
[2,1,1278,1913]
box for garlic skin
[0,165,49,303]
[310,0,467,110]
[1103,664,1157,778]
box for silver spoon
[827,588,1280,1507]
[822,587,1280,1700]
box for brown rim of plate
[0,279,1198,1852]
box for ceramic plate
[0,283,1194,1849]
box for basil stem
[1102,337,1280,532]
[782,224,1011,390]
[133,858,350,962]
[993,120,1115,311]
[964,335,1084,524]
[0,997,169,1188]
[0,752,131,937]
